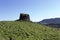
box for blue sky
[0,0,60,22]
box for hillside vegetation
[0,21,60,40]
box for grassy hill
[0,21,60,40]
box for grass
[0,21,60,40]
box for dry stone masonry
[18,13,30,21]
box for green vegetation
[0,21,60,40]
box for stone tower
[19,13,30,21]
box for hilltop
[39,18,60,28]
[40,18,60,24]
[0,13,60,40]
[0,21,60,40]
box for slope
[0,21,60,40]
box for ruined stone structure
[18,13,30,21]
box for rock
[10,37,14,40]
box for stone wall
[18,13,30,21]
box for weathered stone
[19,13,30,21]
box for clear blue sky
[0,0,60,22]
